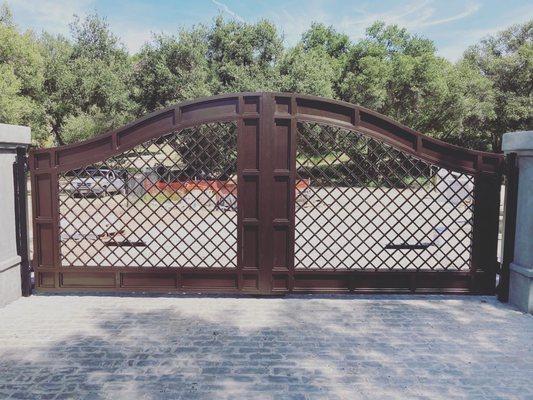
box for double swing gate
[30,93,503,294]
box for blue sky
[5,0,533,60]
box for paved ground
[0,295,532,400]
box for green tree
[0,4,48,143]
[39,33,75,144]
[277,45,336,97]
[300,23,350,93]
[438,60,495,150]
[132,28,212,114]
[0,2,11,25]
[339,23,442,130]
[336,21,498,150]
[462,20,532,151]
[1,2,530,152]
[207,17,283,92]
[41,13,135,145]
[301,23,351,59]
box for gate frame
[29,92,504,295]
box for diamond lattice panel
[295,122,474,271]
[58,122,238,268]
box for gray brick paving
[0,295,532,399]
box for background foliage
[0,3,531,151]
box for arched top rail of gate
[29,92,503,175]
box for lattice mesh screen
[58,122,237,268]
[295,122,474,271]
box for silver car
[68,168,126,197]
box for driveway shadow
[0,295,531,399]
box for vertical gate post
[238,94,271,293]
[14,146,31,297]
[471,170,502,293]
[498,153,519,301]
[0,124,31,307]
[263,93,297,294]
[258,93,275,293]
[502,131,533,313]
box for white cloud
[337,0,480,37]
[265,0,481,46]
[7,0,94,34]
[116,27,155,53]
[438,23,524,61]
[417,2,480,27]
[5,0,530,61]
[211,0,244,22]
[264,0,337,44]
[8,0,159,52]
[436,5,533,61]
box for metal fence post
[14,146,31,297]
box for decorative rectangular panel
[121,273,177,288]
[272,119,290,170]
[37,224,54,267]
[118,111,175,147]
[181,273,238,288]
[61,272,116,287]
[296,98,355,125]
[242,226,259,268]
[241,119,259,169]
[35,153,51,169]
[35,174,53,218]
[57,137,113,166]
[181,98,238,122]
[243,96,260,113]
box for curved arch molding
[30,92,502,175]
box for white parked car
[67,168,126,197]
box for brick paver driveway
[0,295,532,400]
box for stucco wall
[502,131,533,314]
[0,124,31,308]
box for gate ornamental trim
[29,92,503,294]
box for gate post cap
[502,131,533,154]
[0,124,31,146]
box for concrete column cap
[502,131,533,154]
[0,124,31,146]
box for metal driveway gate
[30,93,503,294]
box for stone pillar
[0,124,31,308]
[502,131,533,313]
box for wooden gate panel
[29,154,59,274]
[29,92,504,294]
[238,95,262,292]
